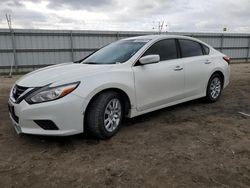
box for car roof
[122,34,210,47]
[122,35,163,41]
[128,34,203,41]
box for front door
[132,39,185,111]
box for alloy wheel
[210,77,221,99]
[104,98,122,132]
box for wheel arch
[210,70,225,87]
[84,87,132,118]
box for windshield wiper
[83,62,100,64]
[83,62,116,65]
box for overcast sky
[0,0,249,32]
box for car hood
[16,63,115,87]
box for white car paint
[8,35,230,136]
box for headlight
[26,82,80,104]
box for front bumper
[8,93,87,136]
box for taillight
[223,56,230,64]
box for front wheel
[205,74,223,103]
[85,91,123,139]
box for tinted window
[202,44,210,55]
[179,39,203,58]
[143,39,178,61]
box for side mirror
[139,55,160,65]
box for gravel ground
[0,64,250,188]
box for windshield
[81,39,149,64]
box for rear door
[132,39,185,111]
[178,39,215,97]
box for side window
[202,44,210,55]
[143,39,178,61]
[179,39,203,58]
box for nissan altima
[8,35,230,139]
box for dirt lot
[0,64,250,188]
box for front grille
[12,85,29,101]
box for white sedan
[8,35,230,139]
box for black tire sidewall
[86,91,124,139]
[99,94,123,138]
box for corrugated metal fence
[0,29,250,73]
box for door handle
[204,60,211,64]
[174,66,183,71]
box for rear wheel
[85,91,123,139]
[205,73,223,103]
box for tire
[205,73,223,103]
[85,91,123,139]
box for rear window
[179,39,203,58]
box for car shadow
[123,98,206,126]
[18,98,207,145]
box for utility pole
[6,14,16,77]
[158,21,165,34]
[152,21,167,34]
